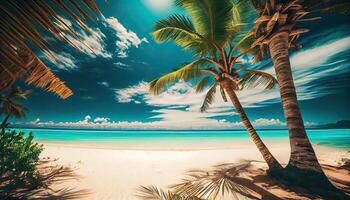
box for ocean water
[10,128,350,150]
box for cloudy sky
[17,0,350,130]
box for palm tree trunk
[222,80,282,171]
[1,113,11,130]
[268,32,323,173]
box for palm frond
[8,86,31,100]
[152,14,199,44]
[234,32,262,63]
[220,86,228,102]
[137,186,203,200]
[21,48,73,99]
[171,161,258,200]
[194,77,211,93]
[0,86,30,119]
[239,69,277,90]
[175,0,239,47]
[152,14,214,56]
[0,0,102,98]
[150,59,208,95]
[200,83,217,112]
[10,103,28,119]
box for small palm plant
[149,0,282,171]
[0,86,31,130]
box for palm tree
[0,86,31,130]
[0,0,102,99]
[245,0,350,175]
[149,0,282,171]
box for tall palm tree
[149,0,282,171]
[0,0,102,99]
[245,0,350,175]
[0,86,31,130]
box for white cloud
[44,16,148,70]
[93,117,110,123]
[55,17,112,59]
[98,81,110,87]
[115,81,149,103]
[82,115,91,123]
[29,118,40,125]
[104,17,148,58]
[51,51,79,70]
[81,96,95,100]
[24,116,301,130]
[114,62,132,70]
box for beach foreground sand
[40,141,349,200]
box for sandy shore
[40,141,349,200]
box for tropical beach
[41,141,349,200]
[8,128,349,199]
[1,0,350,199]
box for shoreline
[37,138,348,151]
[11,126,350,131]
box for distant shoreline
[8,126,350,132]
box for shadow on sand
[0,158,90,200]
[138,161,350,200]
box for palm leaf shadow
[0,157,90,199]
[137,161,283,200]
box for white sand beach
[40,140,350,200]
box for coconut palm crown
[150,0,276,101]
[246,0,350,62]
[0,0,102,99]
[149,0,282,171]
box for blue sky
[16,0,350,129]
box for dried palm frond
[0,0,102,99]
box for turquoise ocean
[11,128,350,150]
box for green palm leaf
[200,83,217,112]
[152,14,199,44]
[152,14,212,55]
[239,69,277,90]
[175,0,239,47]
[149,59,208,95]
[194,77,211,93]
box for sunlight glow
[142,0,173,13]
